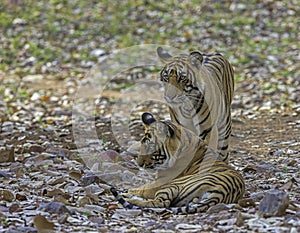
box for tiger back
[111,112,245,214]
[157,47,234,162]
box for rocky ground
[0,0,299,232]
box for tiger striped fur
[157,47,234,162]
[111,112,244,214]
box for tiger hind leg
[172,192,225,214]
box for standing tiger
[111,112,244,214]
[157,47,234,162]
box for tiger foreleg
[112,186,178,209]
[127,184,162,199]
[124,196,171,208]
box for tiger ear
[157,47,172,63]
[188,51,203,68]
[142,112,156,125]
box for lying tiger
[111,112,244,214]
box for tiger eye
[161,70,169,82]
[178,71,187,82]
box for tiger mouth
[143,148,167,169]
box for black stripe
[195,108,210,126]
[193,94,205,117]
[199,126,213,138]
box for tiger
[157,47,234,162]
[111,112,244,214]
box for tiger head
[157,47,206,106]
[136,112,180,169]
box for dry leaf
[48,177,64,186]
[238,198,256,208]
[0,189,14,201]
[33,215,55,233]
[53,195,70,205]
[279,179,295,191]
[107,204,119,211]
[9,203,21,213]
[0,147,15,163]
[40,95,50,102]
[16,192,27,201]
[69,170,82,180]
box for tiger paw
[127,188,143,197]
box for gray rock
[258,189,289,217]
[28,144,45,153]
[38,201,70,214]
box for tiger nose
[165,83,179,101]
[169,69,176,75]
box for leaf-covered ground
[0,0,299,232]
